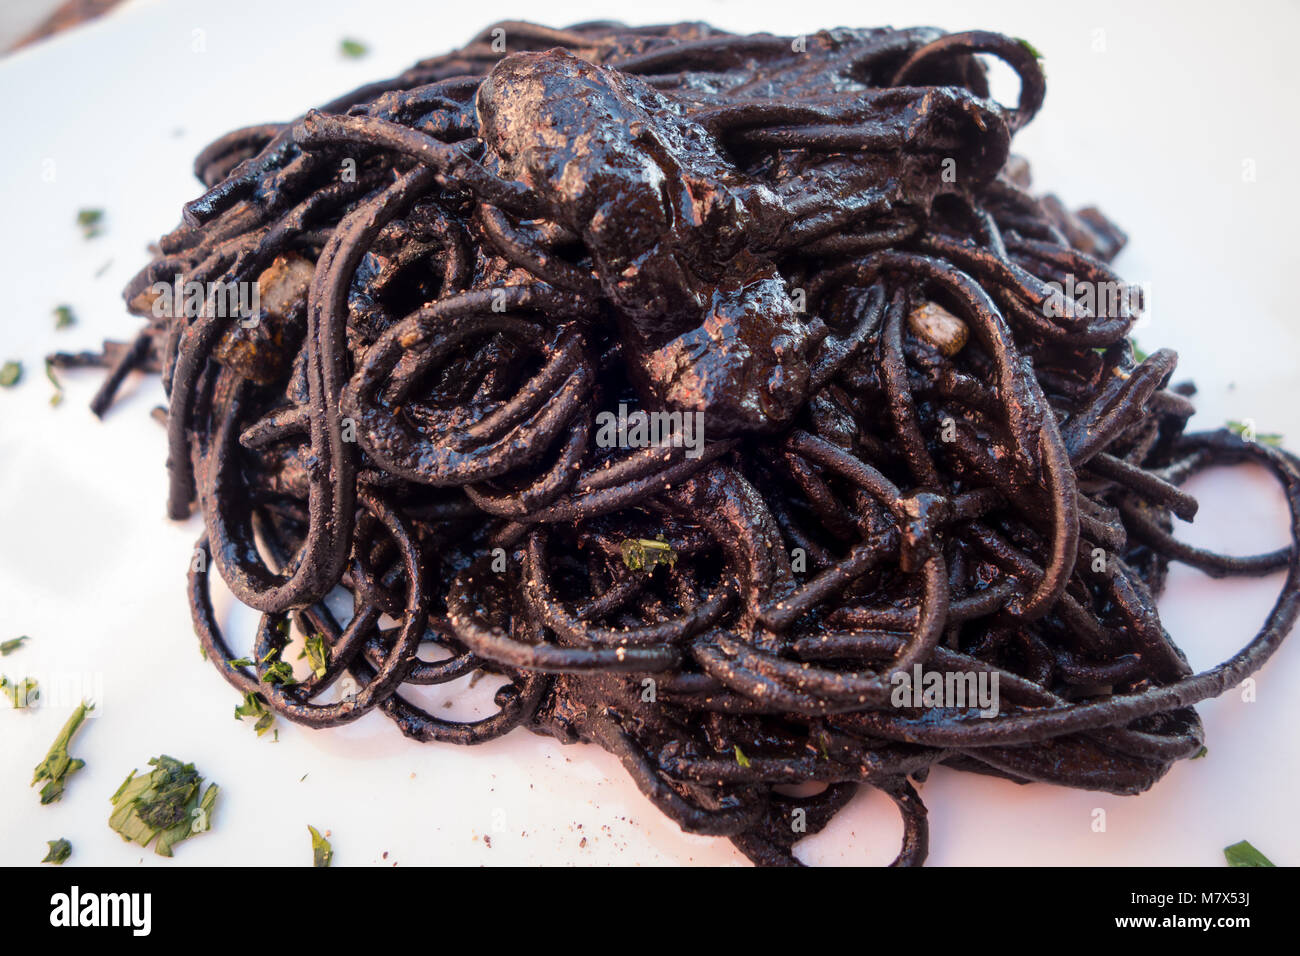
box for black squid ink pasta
[63,20,1300,865]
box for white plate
[1,0,1297,867]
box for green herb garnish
[42,839,72,865]
[1129,338,1148,363]
[263,660,295,684]
[620,537,678,572]
[1224,840,1274,867]
[32,701,93,804]
[53,305,76,330]
[45,358,64,407]
[1,636,28,655]
[1192,746,1208,759]
[0,360,21,387]
[108,755,219,857]
[76,208,105,239]
[299,634,330,679]
[259,645,297,686]
[308,825,333,867]
[234,691,275,736]
[2,675,39,708]
[1016,37,1044,60]
[340,38,368,58]
[734,744,751,768]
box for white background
[1,0,1297,866]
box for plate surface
[1,0,1296,866]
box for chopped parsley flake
[234,691,275,736]
[108,755,219,857]
[309,825,333,867]
[32,701,93,804]
[620,537,677,572]
[53,305,76,330]
[299,634,330,679]
[76,208,105,239]
[1224,840,1274,867]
